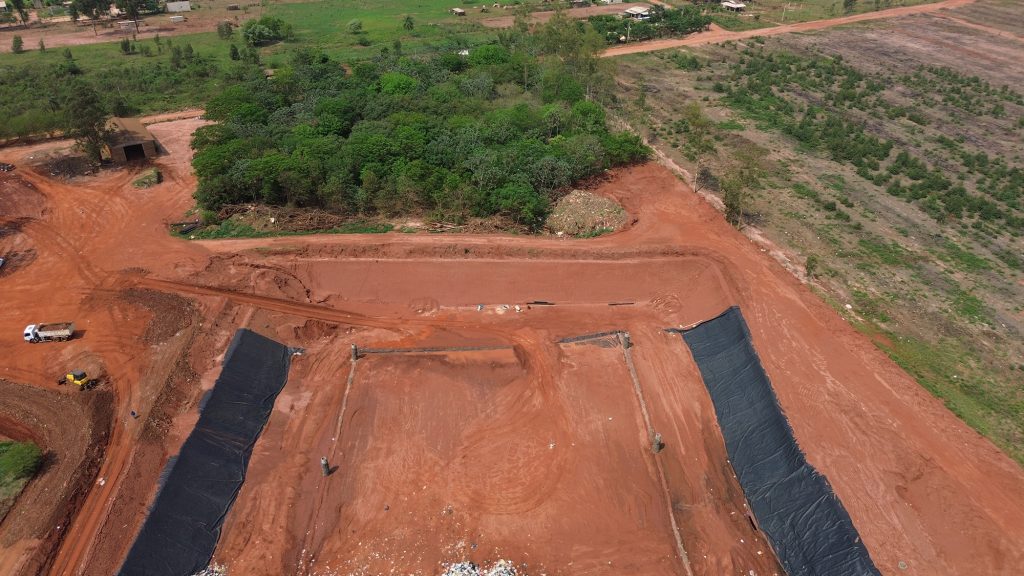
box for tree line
[192,14,649,228]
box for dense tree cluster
[588,5,711,44]
[192,17,648,227]
[241,16,294,47]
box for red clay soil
[0,110,1022,576]
[0,381,111,576]
[602,0,978,57]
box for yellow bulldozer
[57,370,100,391]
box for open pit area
[1,106,1024,576]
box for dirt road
[602,0,977,56]
[0,109,1023,575]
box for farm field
[612,1,1024,461]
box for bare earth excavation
[0,111,1023,576]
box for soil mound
[545,190,627,236]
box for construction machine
[57,370,100,391]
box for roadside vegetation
[0,440,44,522]
[191,14,648,230]
[589,5,710,43]
[615,30,1024,462]
[667,0,950,31]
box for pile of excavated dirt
[0,380,112,576]
[545,190,628,236]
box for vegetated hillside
[0,440,43,522]
[191,16,648,229]
[614,16,1024,462]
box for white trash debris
[443,560,520,576]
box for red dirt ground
[0,108,1023,576]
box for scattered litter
[514,305,522,313]
[844,304,853,310]
[98,477,106,486]
[442,560,521,576]
[477,304,484,311]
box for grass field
[262,0,496,63]
[613,12,1024,462]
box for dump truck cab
[23,324,38,342]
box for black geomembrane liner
[119,329,291,576]
[681,307,881,576]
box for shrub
[0,441,43,482]
[11,35,23,54]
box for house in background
[105,118,158,164]
[0,1,9,13]
[623,5,650,19]
[166,1,192,13]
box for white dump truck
[23,322,75,343]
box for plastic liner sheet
[681,307,881,576]
[118,329,292,576]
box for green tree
[38,38,45,52]
[843,0,857,13]
[348,19,363,34]
[217,21,233,40]
[721,176,745,226]
[115,0,148,29]
[229,44,240,60]
[403,15,414,31]
[10,0,28,25]
[11,35,23,54]
[170,45,183,68]
[72,0,105,35]
[805,254,820,278]
[61,80,109,163]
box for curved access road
[602,0,977,57]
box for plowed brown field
[0,114,1022,576]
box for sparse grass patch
[938,240,992,273]
[951,289,990,323]
[133,169,162,189]
[0,441,43,521]
[190,218,393,239]
[858,237,916,267]
[856,323,1024,463]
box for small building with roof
[623,5,651,19]
[105,117,158,163]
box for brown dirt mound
[545,189,628,236]
[119,289,196,346]
[0,174,46,221]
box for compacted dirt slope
[0,115,1023,576]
